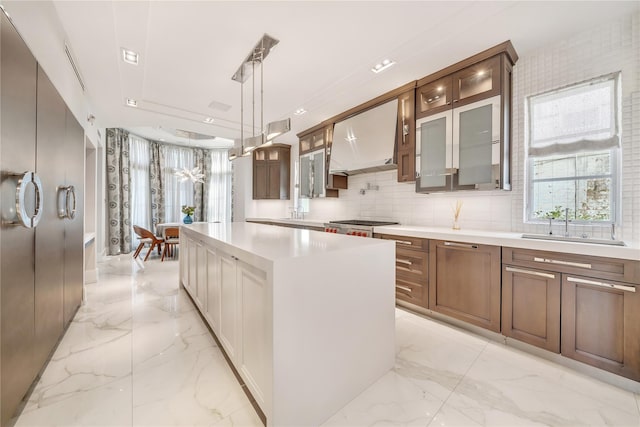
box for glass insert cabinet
[415,50,514,193]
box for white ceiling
[8,1,640,147]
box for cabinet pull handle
[567,277,636,293]
[533,257,591,269]
[505,266,555,279]
[396,258,412,266]
[453,99,459,103]
[393,239,413,245]
[396,285,412,293]
[444,241,478,249]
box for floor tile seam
[635,394,640,418]
[428,340,490,425]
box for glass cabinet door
[299,149,326,198]
[416,77,453,119]
[452,56,501,107]
[415,110,453,192]
[453,95,501,190]
[299,154,312,198]
[312,150,326,197]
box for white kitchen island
[179,222,396,427]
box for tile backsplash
[246,11,640,246]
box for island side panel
[271,240,396,426]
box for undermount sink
[522,234,626,246]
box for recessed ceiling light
[121,48,139,65]
[371,59,396,74]
[159,138,165,141]
[125,98,137,107]
[294,108,307,116]
[203,117,214,123]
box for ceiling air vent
[64,42,85,92]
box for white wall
[247,11,640,245]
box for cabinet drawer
[503,247,640,284]
[396,247,428,282]
[377,234,428,251]
[395,277,426,307]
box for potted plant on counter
[181,205,195,224]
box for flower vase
[452,219,460,230]
[183,214,193,224]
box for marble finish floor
[13,254,640,426]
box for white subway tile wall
[250,12,640,245]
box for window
[162,145,195,223]
[206,150,232,222]
[526,73,620,223]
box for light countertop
[244,218,639,261]
[183,222,393,263]
[374,225,640,261]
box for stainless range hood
[329,99,398,176]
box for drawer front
[396,247,428,283]
[377,233,428,251]
[503,247,640,285]
[395,277,426,307]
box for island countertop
[184,221,391,263]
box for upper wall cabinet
[396,89,416,183]
[253,144,290,200]
[415,42,517,193]
[299,125,346,198]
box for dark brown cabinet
[377,234,428,308]
[502,265,561,353]
[415,42,517,193]
[562,275,639,381]
[429,240,501,332]
[416,52,506,120]
[253,144,290,200]
[1,15,85,424]
[503,247,640,381]
[396,89,416,183]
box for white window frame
[525,73,621,224]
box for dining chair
[161,227,180,261]
[133,225,164,261]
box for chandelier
[228,34,291,160]
[173,167,205,184]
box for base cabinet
[429,240,501,332]
[377,234,428,308]
[180,235,269,410]
[561,275,640,381]
[502,265,560,353]
[205,248,220,333]
[218,252,239,361]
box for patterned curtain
[106,128,131,255]
[193,148,209,222]
[149,141,165,229]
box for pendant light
[228,34,290,160]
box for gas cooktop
[329,220,399,226]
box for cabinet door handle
[453,99,459,103]
[396,285,412,293]
[393,239,413,246]
[505,266,555,279]
[567,276,636,293]
[444,241,478,249]
[533,257,591,269]
[396,258,413,266]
